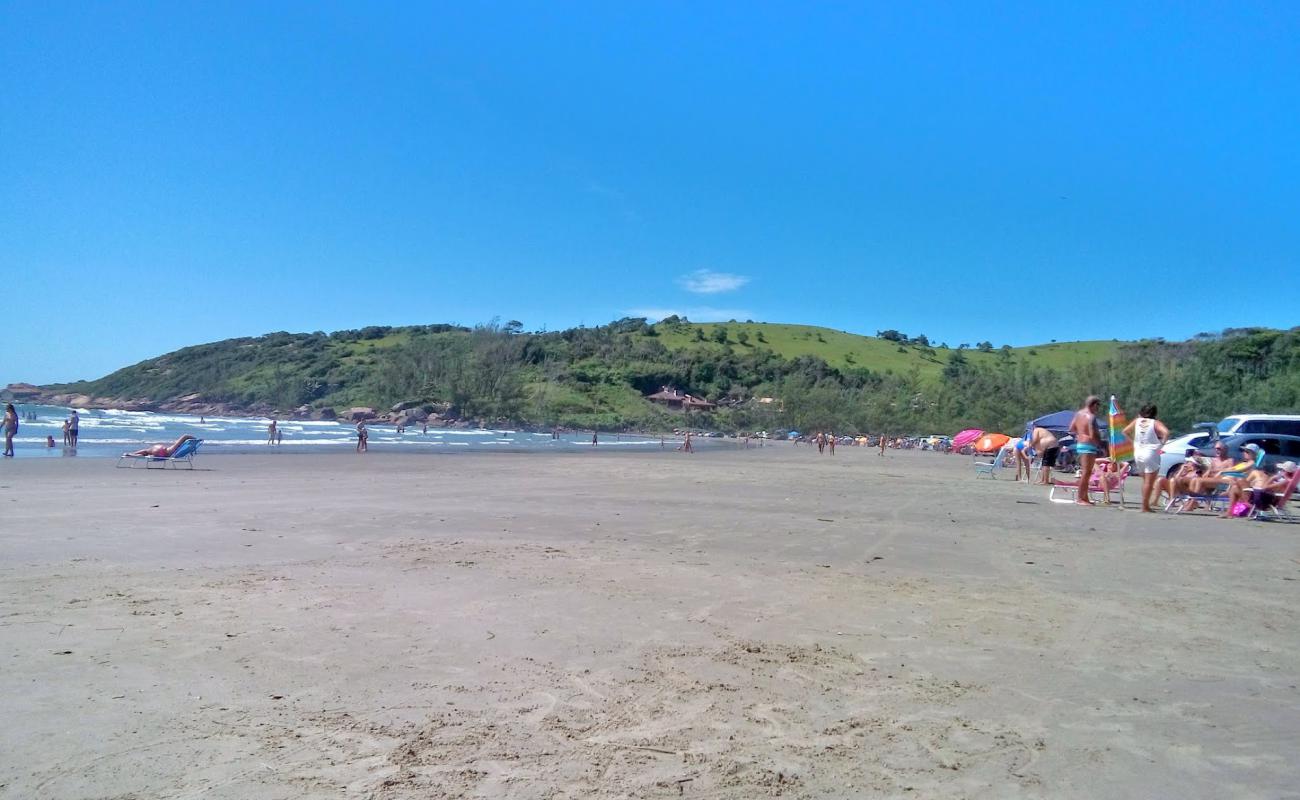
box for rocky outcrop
[2,383,43,400]
[346,407,377,421]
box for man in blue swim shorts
[1069,396,1104,506]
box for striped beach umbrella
[950,428,984,449]
[1108,395,1134,462]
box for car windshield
[1217,418,1239,434]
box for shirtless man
[1189,442,1256,496]
[878,434,887,457]
[1219,461,1295,518]
[1068,396,1103,506]
[1029,426,1060,485]
[267,419,278,445]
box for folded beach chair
[116,438,203,469]
[1049,460,1131,505]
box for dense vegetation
[47,319,1300,435]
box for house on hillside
[645,386,716,411]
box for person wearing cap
[1179,442,1252,511]
[1188,443,1251,490]
[1219,460,1297,518]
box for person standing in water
[267,419,278,445]
[1124,403,1170,513]
[3,404,17,457]
[591,431,598,446]
[1068,396,1104,506]
[67,410,79,448]
[356,420,368,452]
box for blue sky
[2,2,1297,383]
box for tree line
[50,321,1300,435]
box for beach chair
[1163,489,1230,515]
[1248,469,1300,522]
[1163,452,1266,514]
[1049,460,1131,505]
[116,438,203,469]
[973,446,1010,479]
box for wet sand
[1,447,1297,798]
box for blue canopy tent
[1023,410,1076,441]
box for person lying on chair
[127,434,198,458]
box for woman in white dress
[1124,404,1170,512]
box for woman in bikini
[127,434,198,458]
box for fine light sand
[1,447,1297,799]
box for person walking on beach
[276,427,283,446]
[1068,396,1103,506]
[828,432,836,455]
[356,420,368,453]
[1124,404,1170,512]
[591,431,598,446]
[3,404,17,457]
[878,434,887,456]
[267,419,278,445]
[67,410,79,448]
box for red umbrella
[950,429,984,449]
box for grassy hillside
[653,321,1121,378]
[33,319,1298,434]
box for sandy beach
[1,447,1297,799]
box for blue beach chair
[116,438,204,469]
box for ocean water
[0,405,691,458]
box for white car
[1157,431,1215,478]
[1212,414,1300,437]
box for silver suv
[1191,434,1300,473]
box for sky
[2,1,1298,383]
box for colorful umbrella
[950,428,984,449]
[1108,396,1133,462]
[973,433,1011,453]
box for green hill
[29,319,1300,435]
[653,321,1121,378]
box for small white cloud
[629,307,754,323]
[676,269,750,294]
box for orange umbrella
[973,433,1011,453]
